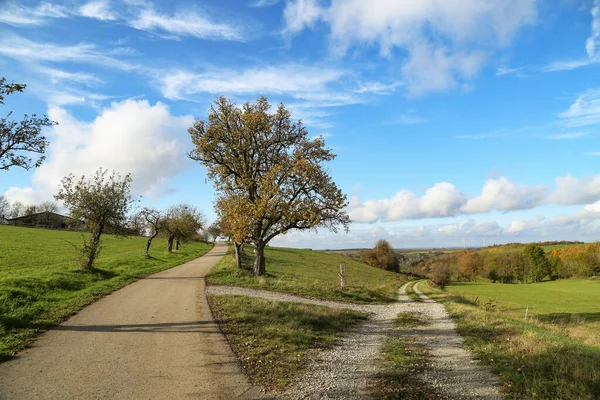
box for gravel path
[402,282,503,400]
[208,282,504,400]
[209,284,413,400]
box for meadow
[421,279,600,399]
[0,225,212,359]
[207,245,405,303]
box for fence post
[339,262,346,290]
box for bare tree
[1,77,56,171]
[0,195,9,220]
[10,200,24,218]
[38,201,59,213]
[137,207,163,257]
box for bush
[429,262,450,288]
[360,240,399,272]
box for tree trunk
[144,231,158,257]
[86,229,103,269]
[234,241,242,269]
[253,242,266,276]
[176,239,180,250]
[167,233,175,252]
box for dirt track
[0,242,265,400]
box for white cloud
[159,64,346,100]
[4,100,191,205]
[559,89,600,127]
[546,131,589,139]
[349,182,466,222]
[249,0,280,7]
[130,6,246,40]
[0,34,135,71]
[496,67,522,76]
[347,174,600,224]
[542,2,600,73]
[549,174,600,205]
[80,1,117,21]
[586,0,600,58]
[461,177,550,213]
[284,0,536,95]
[37,66,104,86]
[0,2,68,25]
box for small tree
[1,77,56,171]
[215,193,254,268]
[0,195,9,220]
[55,168,135,269]
[137,207,163,257]
[24,204,38,216]
[9,200,24,218]
[523,244,550,283]
[39,200,59,213]
[189,96,349,276]
[162,204,205,252]
[206,221,223,242]
[360,239,399,272]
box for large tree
[55,168,136,269]
[162,204,205,252]
[189,96,349,276]
[1,77,56,171]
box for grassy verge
[404,281,422,302]
[369,313,441,400]
[419,281,600,399]
[207,246,404,304]
[0,225,212,360]
[208,295,368,392]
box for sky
[1,0,600,249]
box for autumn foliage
[360,240,399,272]
[420,242,600,285]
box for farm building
[6,212,84,230]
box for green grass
[394,312,423,328]
[0,225,212,360]
[369,313,440,400]
[420,280,600,399]
[404,281,422,302]
[207,246,404,303]
[208,295,367,392]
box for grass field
[420,279,600,399]
[207,245,405,303]
[0,225,212,360]
[209,295,367,392]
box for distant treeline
[420,242,599,287]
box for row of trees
[0,196,59,220]
[54,168,207,269]
[421,242,599,287]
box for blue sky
[1,0,600,249]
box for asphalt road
[0,242,265,400]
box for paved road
[0,242,265,400]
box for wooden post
[339,262,346,290]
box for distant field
[447,279,600,319]
[541,243,586,252]
[207,246,405,303]
[0,225,212,360]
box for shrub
[360,240,399,272]
[429,262,450,288]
